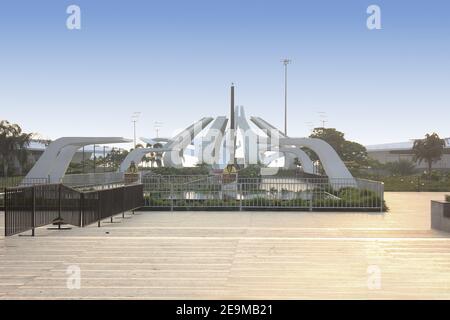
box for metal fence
[4,183,144,236]
[62,172,125,188]
[0,176,49,189]
[82,184,144,227]
[142,175,385,212]
[0,177,49,209]
[1,173,126,213]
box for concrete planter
[431,201,450,232]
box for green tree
[309,128,368,168]
[413,133,445,177]
[102,148,129,170]
[195,162,212,170]
[0,120,33,177]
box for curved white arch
[280,137,356,185]
[236,106,253,165]
[24,137,132,184]
[163,117,213,168]
[279,147,315,173]
[250,116,314,173]
[49,145,82,183]
[140,137,172,146]
[259,149,314,173]
[119,147,171,172]
[202,116,228,165]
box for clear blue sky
[1,0,449,146]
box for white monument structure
[130,85,356,186]
[23,85,355,187]
[24,137,131,183]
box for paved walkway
[1,192,449,299]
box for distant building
[366,138,450,170]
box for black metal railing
[0,177,49,210]
[4,183,144,237]
[4,186,34,236]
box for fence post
[239,183,242,211]
[31,186,36,236]
[97,192,101,228]
[380,183,384,213]
[110,188,115,223]
[4,188,7,237]
[170,184,174,212]
[122,186,125,219]
[80,192,84,227]
[58,184,62,230]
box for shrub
[383,160,416,176]
[238,164,263,178]
[148,167,210,176]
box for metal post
[4,188,7,237]
[80,192,84,227]
[239,183,242,211]
[170,184,174,212]
[132,112,141,149]
[284,63,288,135]
[82,146,85,174]
[380,184,384,213]
[31,186,36,236]
[97,192,101,228]
[281,59,291,136]
[122,186,125,219]
[58,184,62,230]
[111,147,115,171]
[93,145,96,174]
[133,121,136,149]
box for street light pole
[133,121,137,148]
[82,146,85,174]
[154,121,163,138]
[103,146,106,173]
[318,111,328,129]
[93,144,96,173]
[281,59,291,136]
[132,112,141,148]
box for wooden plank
[0,192,450,299]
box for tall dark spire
[230,83,235,130]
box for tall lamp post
[154,121,163,138]
[132,112,141,148]
[281,59,291,136]
[318,111,328,128]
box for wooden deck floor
[1,192,450,300]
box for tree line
[0,119,447,178]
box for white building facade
[366,138,450,170]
